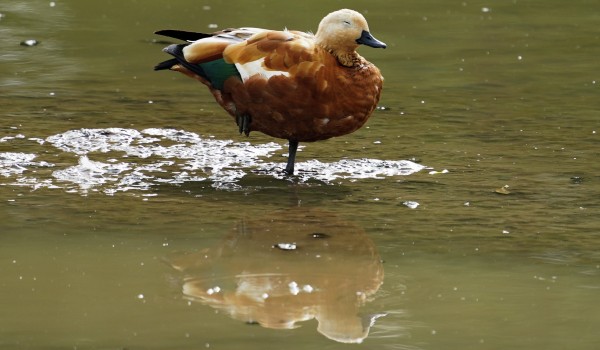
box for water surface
[1,0,599,349]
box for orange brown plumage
[155,9,386,174]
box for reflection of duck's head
[168,207,384,343]
[317,312,388,344]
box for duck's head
[315,9,386,55]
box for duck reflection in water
[168,208,385,343]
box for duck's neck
[334,50,360,67]
[318,43,359,67]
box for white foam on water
[0,128,431,195]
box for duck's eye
[343,20,351,26]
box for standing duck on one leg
[154,9,386,175]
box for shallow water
[1,0,599,349]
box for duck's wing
[155,28,265,90]
[223,30,319,81]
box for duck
[154,9,386,175]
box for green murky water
[1,0,599,349]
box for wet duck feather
[155,9,386,174]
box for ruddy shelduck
[155,9,386,174]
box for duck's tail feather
[154,44,210,86]
[155,30,212,42]
[157,44,206,78]
[154,58,179,71]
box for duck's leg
[236,113,251,136]
[285,140,299,175]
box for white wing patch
[235,57,290,82]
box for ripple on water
[0,128,428,195]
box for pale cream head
[315,9,371,52]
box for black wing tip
[154,58,179,71]
[162,43,186,57]
[155,29,213,41]
[155,44,188,71]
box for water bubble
[310,232,330,239]
[288,281,300,295]
[274,242,297,251]
[206,286,221,295]
[428,169,449,175]
[402,201,419,209]
[20,39,39,47]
